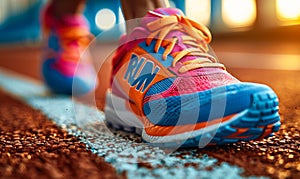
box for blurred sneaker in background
[41,4,97,95]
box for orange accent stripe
[144,114,237,136]
[226,128,251,139]
[256,124,275,140]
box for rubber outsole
[105,90,281,148]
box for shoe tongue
[151,8,184,16]
[141,8,184,26]
[140,7,186,44]
[141,8,191,61]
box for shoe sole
[104,89,281,148]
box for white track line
[0,68,266,179]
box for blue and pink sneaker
[41,4,97,95]
[105,8,281,148]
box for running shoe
[105,8,281,148]
[41,4,97,95]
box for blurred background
[0,0,299,77]
[0,0,300,42]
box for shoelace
[146,11,225,73]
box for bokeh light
[95,8,116,31]
[222,0,257,28]
[276,0,300,22]
[186,0,211,25]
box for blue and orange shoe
[105,8,281,148]
[41,4,97,95]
